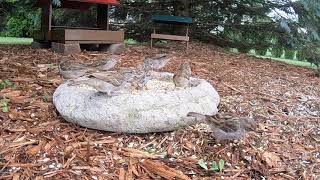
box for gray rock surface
[53,73,220,133]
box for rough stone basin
[53,72,220,133]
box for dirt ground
[0,42,319,179]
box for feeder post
[41,0,53,41]
[186,24,189,50]
[97,4,109,30]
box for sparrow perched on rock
[130,54,171,89]
[58,56,121,79]
[59,59,90,79]
[70,77,117,96]
[69,76,131,96]
[69,67,135,95]
[187,112,256,142]
[87,72,123,86]
[142,54,171,71]
[173,63,191,88]
[93,55,121,71]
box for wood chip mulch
[0,42,319,179]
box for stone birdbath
[53,55,220,133]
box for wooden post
[186,25,189,36]
[97,4,108,29]
[151,25,156,48]
[186,25,189,50]
[41,0,52,41]
[107,5,110,30]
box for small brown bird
[187,112,256,142]
[173,63,192,88]
[58,55,121,79]
[68,67,136,95]
[59,59,90,79]
[69,77,117,96]
[95,55,121,71]
[143,54,171,70]
[138,54,171,73]
[87,71,124,87]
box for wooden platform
[34,29,124,44]
[151,33,189,42]
[151,32,190,49]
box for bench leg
[151,38,153,48]
[186,41,189,51]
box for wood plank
[33,31,45,41]
[50,30,66,41]
[64,40,122,44]
[33,30,52,42]
[151,33,189,41]
[64,29,124,41]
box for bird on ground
[187,112,256,142]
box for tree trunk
[173,0,190,17]
[172,0,191,35]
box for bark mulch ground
[0,42,319,179]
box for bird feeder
[151,15,192,49]
[33,0,124,54]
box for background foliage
[0,0,320,71]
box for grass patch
[0,37,33,45]
[253,54,315,69]
[226,48,314,69]
[124,38,140,45]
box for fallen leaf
[27,142,43,156]
[122,148,163,159]
[185,141,194,150]
[261,152,281,168]
[12,173,20,180]
[43,141,55,152]
[34,176,44,180]
[0,89,29,103]
[119,167,126,180]
[141,159,191,180]
[167,143,173,156]
[9,110,33,122]
[65,139,115,154]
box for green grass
[251,49,315,69]
[227,48,315,69]
[124,38,139,45]
[253,55,316,69]
[0,37,33,45]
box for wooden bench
[150,15,192,49]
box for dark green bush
[271,47,283,58]
[237,47,251,53]
[296,49,307,61]
[255,48,268,56]
[303,46,320,76]
[3,8,41,37]
[284,48,295,59]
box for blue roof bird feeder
[150,15,192,49]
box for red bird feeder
[33,0,124,54]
